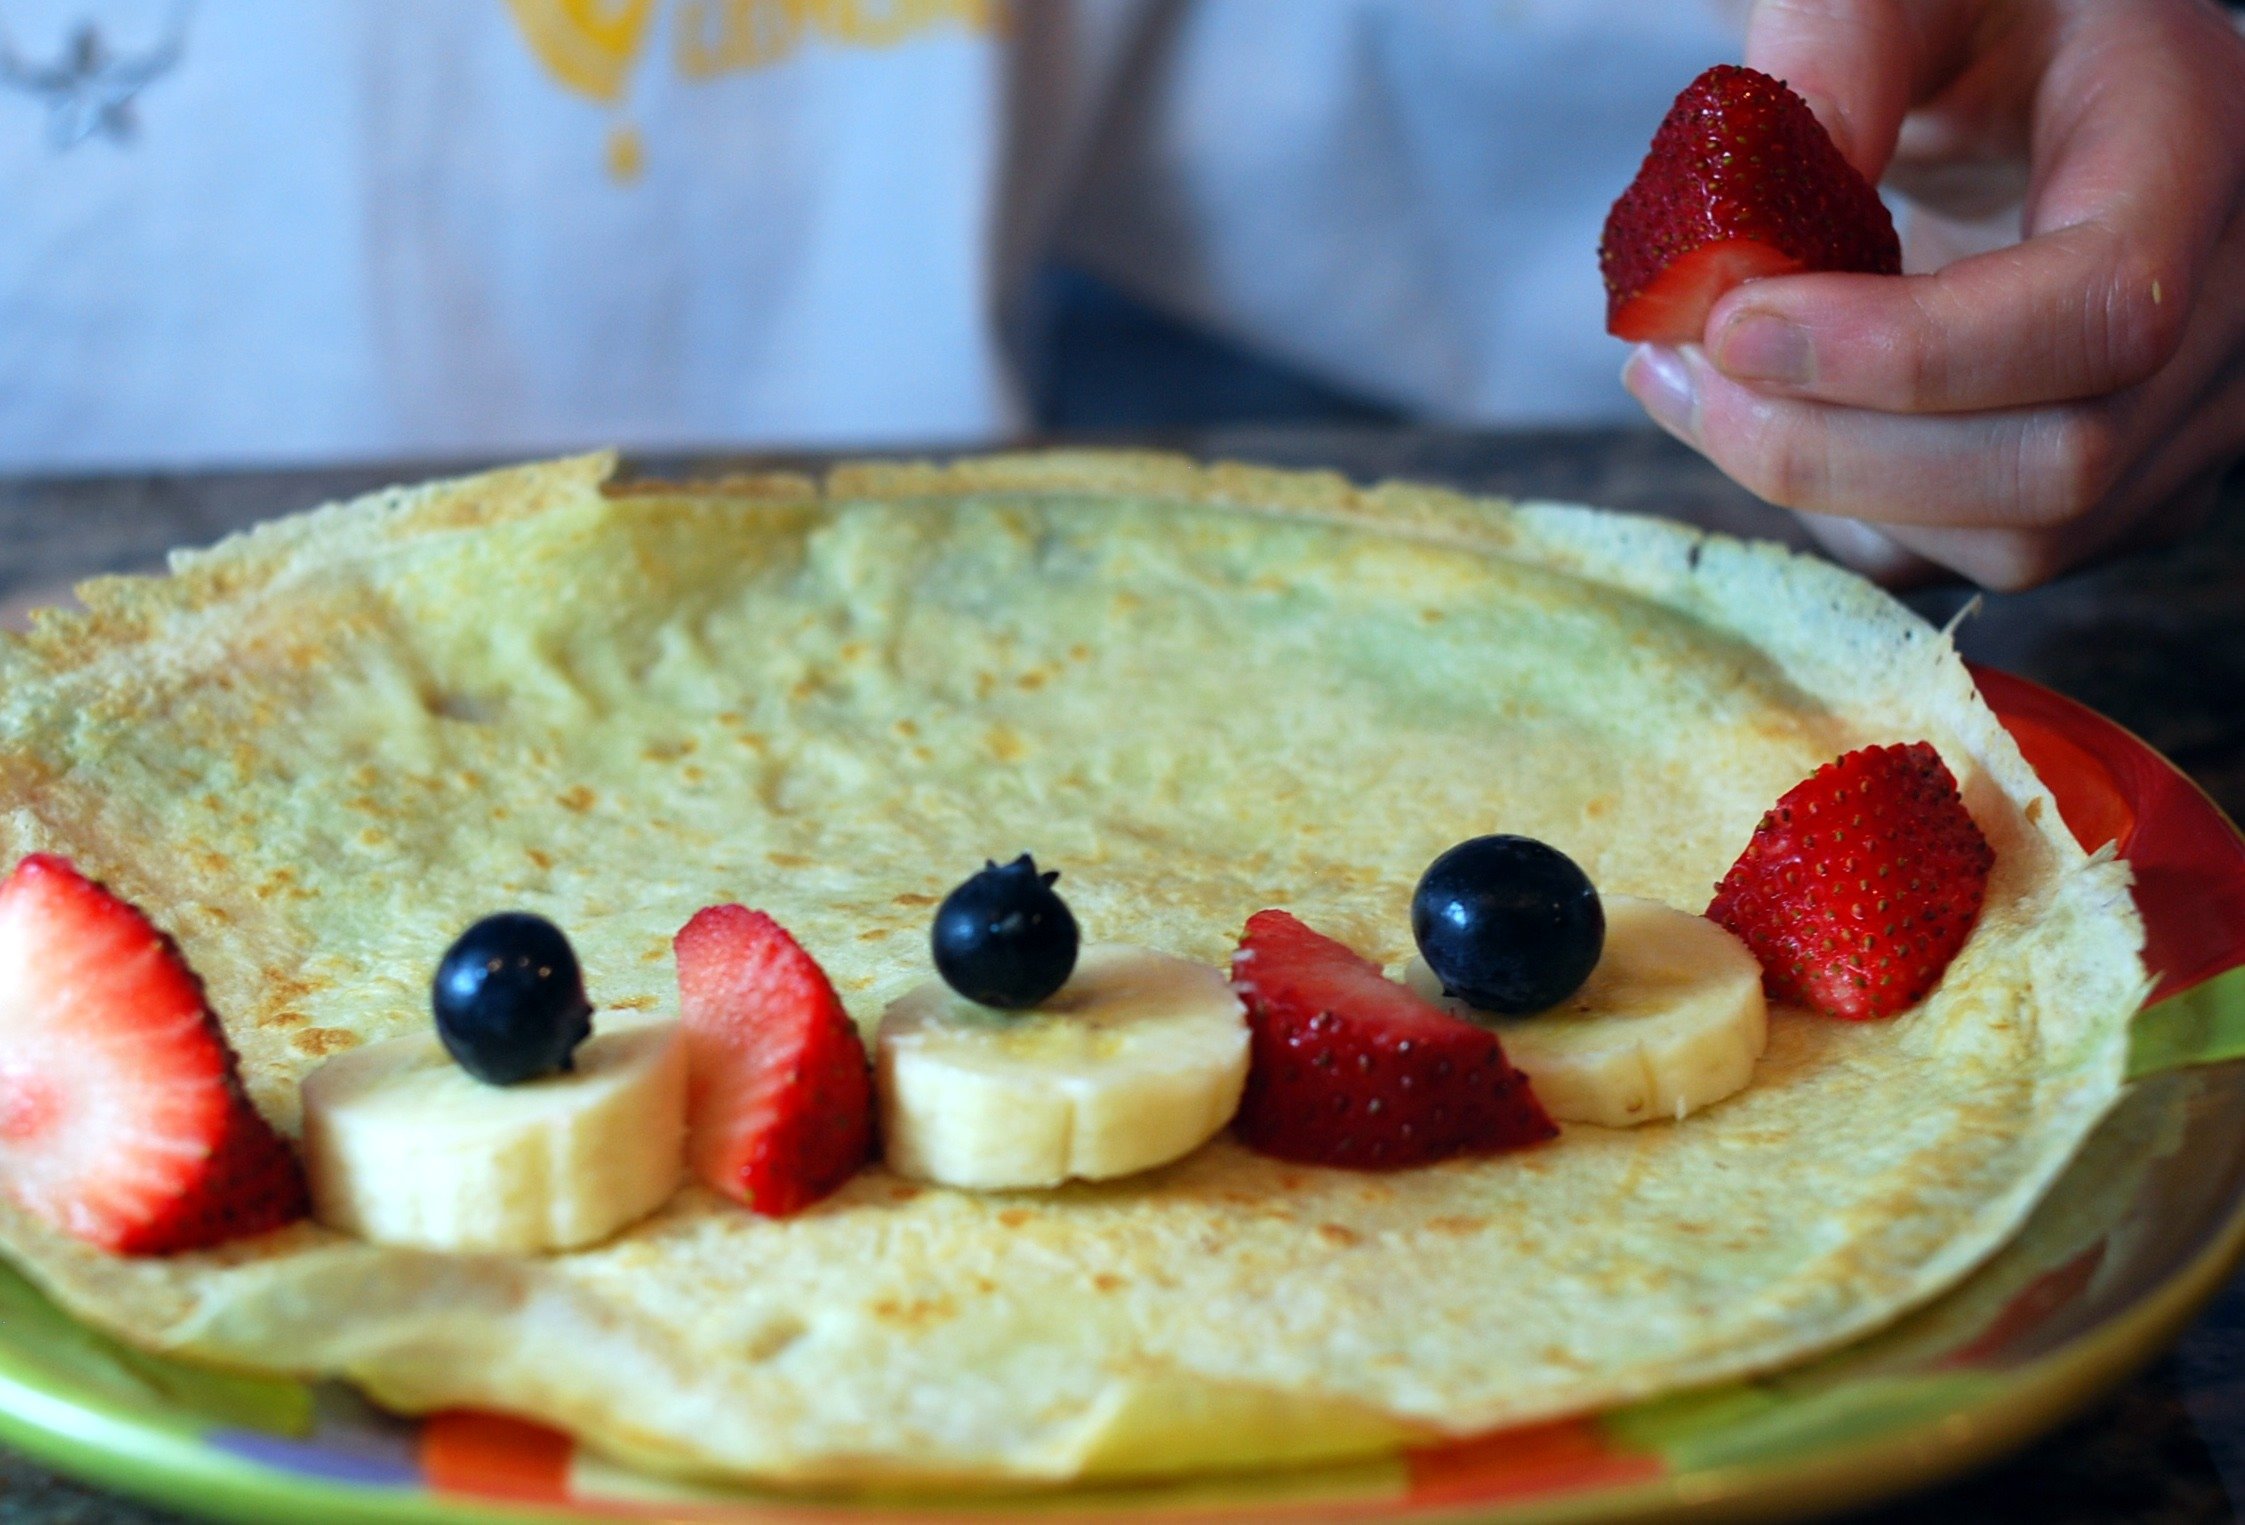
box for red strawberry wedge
[674,906,872,1216]
[1708,743,1995,1020]
[0,855,306,1255]
[1601,65,1901,343]
[1229,910,1555,1169]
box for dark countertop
[1,427,2240,1524]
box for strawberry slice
[1229,910,1555,1169]
[1707,743,1995,1020]
[1601,65,1901,343]
[0,855,306,1255]
[1608,242,1806,346]
[674,906,872,1216]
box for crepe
[0,452,2146,1485]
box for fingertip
[1740,0,1926,183]
[1794,89,1873,180]
[1703,269,1918,402]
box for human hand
[1621,0,2245,589]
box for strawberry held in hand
[675,905,872,1216]
[0,855,306,1255]
[1601,65,1901,343]
[1230,910,1554,1169]
[1708,743,1994,1021]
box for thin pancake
[0,452,2145,1483]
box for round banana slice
[877,944,1248,1190]
[1403,896,1766,1128]
[301,1019,686,1253]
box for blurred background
[0,0,1756,472]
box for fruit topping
[1411,835,1604,1016]
[1405,897,1766,1127]
[1229,910,1555,1169]
[1707,742,1995,1020]
[301,1021,685,1253]
[0,855,306,1254]
[877,944,1248,1190]
[674,906,872,1216]
[433,913,594,1086]
[1599,64,1901,343]
[931,855,1080,1010]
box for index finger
[1741,0,1972,178]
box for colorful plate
[2,668,2242,1525]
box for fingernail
[1798,514,1939,588]
[1799,93,1850,153]
[1715,313,1812,386]
[1623,344,1698,438]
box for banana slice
[301,1019,686,1253]
[1403,896,1765,1128]
[877,944,1248,1190]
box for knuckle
[1723,421,1826,513]
[1899,286,1957,408]
[1751,0,1846,31]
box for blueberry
[432,912,594,1085]
[931,855,1079,1010]
[1411,836,1603,1016]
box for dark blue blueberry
[931,855,1079,1010]
[432,912,594,1085]
[1411,835,1604,1016]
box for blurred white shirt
[0,0,1738,471]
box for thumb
[1741,0,1971,181]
